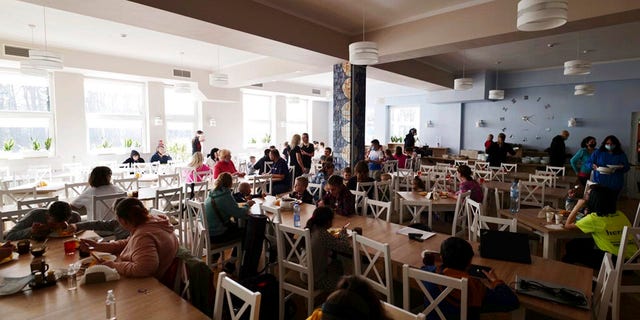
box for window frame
[388,105,420,143]
[242,92,274,149]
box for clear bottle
[106,289,116,320]
[509,180,520,213]
[293,203,301,228]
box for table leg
[428,206,432,229]
[542,233,550,259]
[547,233,559,260]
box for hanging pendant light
[517,0,568,32]
[20,24,48,77]
[209,46,229,87]
[574,84,595,96]
[489,61,505,100]
[26,6,63,71]
[174,51,192,93]
[349,6,378,65]
[454,51,472,90]
[564,34,591,75]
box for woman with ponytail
[79,198,179,279]
[305,206,352,291]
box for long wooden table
[0,232,209,320]
[255,202,592,320]
[396,191,458,227]
[497,208,590,260]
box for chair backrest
[184,199,209,258]
[395,168,414,191]
[260,204,281,224]
[213,272,262,320]
[350,190,367,215]
[356,181,375,199]
[454,160,468,167]
[612,226,640,320]
[158,173,181,188]
[474,161,489,171]
[529,174,556,188]
[500,163,517,173]
[494,187,503,211]
[17,196,59,210]
[352,234,393,303]
[307,183,323,202]
[364,198,392,222]
[64,182,88,200]
[133,162,151,174]
[264,161,273,174]
[403,264,468,320]
[375,180,392,202]
[1,187,37,206]
[419,165,437,174]
[634,202,640,228]
[473,215,517,242]
[90,192,126,221]
[545,165,565,176]
[251,175,272,195]
[28,165,52,183]
[519,181,545,207]
[474,170,493,182]
[382,301,426,320]
[113,177,139,191]
[593,253,616,320]
[451,191,471,236]
[382,160,398,173]
[186,181,209,202]
[155,187,183,213]
[0,208,32,241]
[399,198,431,226]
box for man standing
[486,133,516,167]
[548,130,570,167]
[191,130,205,154]
[404,128,417,150]
[300,133,315,174]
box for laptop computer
[479,229,532,264]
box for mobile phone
[342,222,351,229]
[468,264,492,278]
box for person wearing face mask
[404,128,417,150]
[547,130,570,167]
[570,136,597,186]
[587,135,630,195]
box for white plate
[607,164,624,169]
[0,252,19,265]
[596,167,613,174]
[73,253,116,273]
[545,224,564,230]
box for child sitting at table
[6,201,82,241]
[233,182,264,203]
[342,166,352,183]
[412,175,426,192]
[421,237,519,319]
[289,176,314,204]
[380,173,392,182]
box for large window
[0,71,53,156]
[365,106,376,144]
[388,105,419,142]
[243,93,273,147]
[285,97,310,141]
[84,78,146,153]
[164,89,197,159]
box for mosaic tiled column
[332,62,366,170]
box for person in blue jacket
[587,135,629,195]
[570,136,596,186]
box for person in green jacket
[205,172,254,244]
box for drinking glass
[64,240,77,255]
[67,263,78,291]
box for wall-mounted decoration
[475,120,485,127]
[524,95,529,100]
[521,115,536,125]
[501,128,507,132]
[499,117,505,121]
[536,97,541,102]
[545,128,551,132]
[511,98,517,103]
[544,104,551,109]
[502,107,508,112]
[154,116,163,126]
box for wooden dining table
[506,171,577,188]
[0,232,209,320]
[497,208,591,260]
[396,191,458,226]
[484,180,567,208]
[254,201,593,320]
[9,182,66,195]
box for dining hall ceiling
[4,0,640,91]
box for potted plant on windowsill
[95,138,114,155]
[0,138,16,159]
[22,137,48,158]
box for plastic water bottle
[106,289,116,320]
[293,203,301,228]
[509,180,520,213]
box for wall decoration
[502,107,508,112]
[536,97,541,102]
[524,95,529,100]
[332,62,366,170]
[544,104,551,109]
[499,117,505,121]
[536,136,541,140]
[501,128,507,132]
[511,98,517,103]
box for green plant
[390,136,402,143]
[99,138,112,149]
[3,138,14,151]
[124,138,133,148]
[262,133,272,144]
[133,140,142,148]
[249,137,257,144]
[44,137,52,150]
[31,137,41,151]
[167,142,186,156]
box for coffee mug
[30,258,49,274]
[17,239,31,255]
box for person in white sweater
[71,166,124,220]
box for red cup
[63,240,77,255]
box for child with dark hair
[318,175,356,216]
[307,276,391,320]
[563,185,637,269]
[122,150,145,167]
[305,207,352,291]
[6,201,81,240]
[412,175,426,192]
[421,237,519,319]
[233,182,264,203]
[289,176,314,204]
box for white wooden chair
[466,197,517,242]
[489,166,505,182]
[113,177,139,191]
[183,200,208,257]
[364,198,392,222]
[593,253,616,320]
[474,170,493,182]
[251,174,272,195]
[475,161,490,171]
[519,181,545,208]
[64,182,88,200]
[382,301,425,320]
[356,181,375,199]
[545,165,566,176]
[185,199,242,270]
[133,162,151,174]
[0,208,31,241]
[419,165,437,175]
[395,168,414,191]
[403,264,468,320]
[382,160,398,173]
[612,226,640,320]
[214,272,261,320]
[185,181,209,202]
[350,190,367,215]
[633,202,640,228]
[429,174,448,193]
[17,196,59,210]
[154,187,183,212]
[352,234,393,303]
[90,192,126,221]
[399,198,431,226]
[454,159,468,167]
[275,224,323,319]
[500,163,517,173]
[158,173,180,188]
[451,191,471,237]
[28,165,52,183]
[307,183,323,202]
[443,167,458,190]
[0,187,36,208]
[264,161,273,174]
[375,180,392,202]
[529,174,556,188]
[260,204,281,224]
[465,197,483,242]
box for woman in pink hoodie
[80,198,178,279]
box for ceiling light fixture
[174,51,192,93]
[20,24,48,77]
[574,84,595,96]
[454,51,472,90]
[348,7,378,65]
[564,33,591,75]
[489,61,505,100]
[517,0,568,32]
[210,46,229,87]
[25,7,63,71]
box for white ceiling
[0,0,264,71]
[285,72,427,97]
